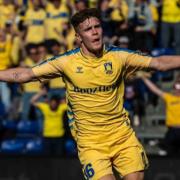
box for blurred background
[0,0,180,179]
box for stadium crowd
[0,0,180,156]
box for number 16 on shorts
[83,163,95,180]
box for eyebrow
[83,22,101,31]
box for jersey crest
[104,62,113,74]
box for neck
[81,45,103,58]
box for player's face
[76,17,103,55]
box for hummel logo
[76,67,83,73]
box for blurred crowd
[0,0,180,155]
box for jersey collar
[79,44,108,60]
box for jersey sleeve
[121,51,152,79]
[32,58,64,82]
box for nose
[92,27,98,34]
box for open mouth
[92,38,100,43]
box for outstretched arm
[0,67,35,83]
[149,56,180,71]
[141,76,164,97]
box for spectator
[74,0,89,12]
[4,20,22,66]
[140,73,180,155]
[30,86,67,156]
[0,28,12,111]
[110,0,129,30]
[45,0,70,43]
[20,43,41,120]
[98,0,114,39]
[37,42,48,60]
[46,40,66,100]
[0,28,12,70]
[160,0,180,55]
[128,0,155,51]
[48,22,76,51]
[0,0,15,29]
[23,0,46,44]
[148,0,160,48]
[124,78,145,127]
[109,0,130,46]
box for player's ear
[75,33,82,44]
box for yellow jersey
[24,8,46,43]
[162,0,180,23]
[45,2,70,41]
[11,36,21,65]
[0,4,15,28]
[46,54,66,89]
[110,0,129,22]
[32,45,152,143]
[163,93,180,127]
[0,35,12,70]
[36,102,67,137]
[149,3,159,22]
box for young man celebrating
[0,8,180,180]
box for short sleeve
[122,51,152,79]
[32,58,64,82]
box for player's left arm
[149,56,180,71]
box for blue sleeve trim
[105,45,134,53]
[105,45,151,57]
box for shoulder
[59,103,67,109]
[162,92,173,100]
[49,48,80,61]
[38,48,81,65]
[105,45,151,56]
[60,48,81,57]
[36,102,47,108]
[105,45,134,54]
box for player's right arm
[0,67,35,83]
[141,76,164,98]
